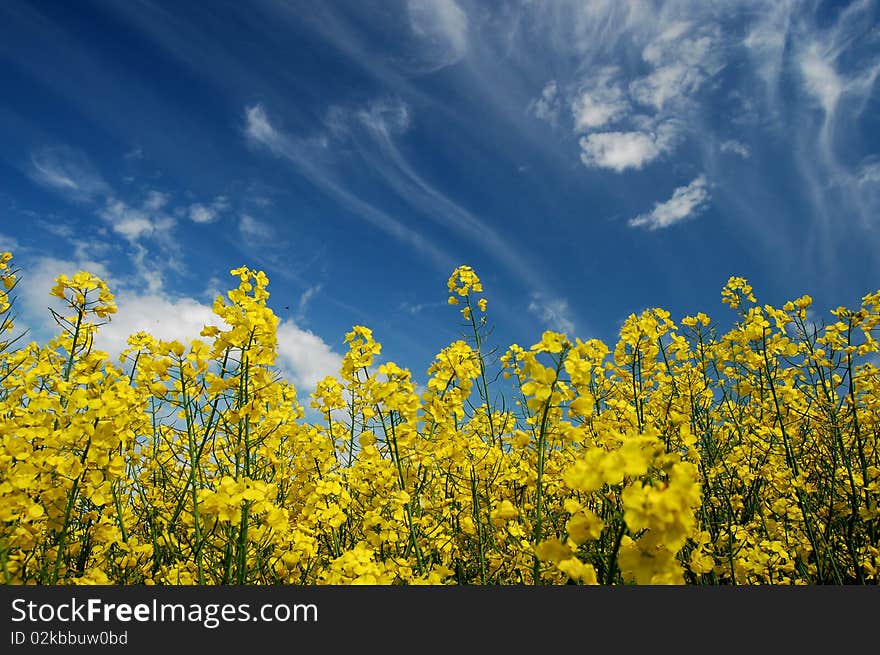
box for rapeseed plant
[0,251,877,585]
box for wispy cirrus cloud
[406,0,469,73]
[238,213,274,241]
[742,0,794,110]
[799,43,846,121]
[0,233,21,253]
[782,0,880,251]
[337,97,549,289]
[28,145,110,201]
[503,0,880,264]
[296,283,322,321]
[528,292,576,336]
[246,96,573,334]
[244,103,454,271]
[245,97,558,310]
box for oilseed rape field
[1,251,878,585]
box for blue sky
[1,0,879,391]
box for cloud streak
[244,103,454,271]
[629,175,710,230]
[239,214,273,241]
[720,140,751,158]
[528,292,576,336]
[406,0,469,73]
[343,97,550,290]
[29,146,110,201]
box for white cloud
[628,175,710,230]
[720,140,751,158]
[641,21,692,64]
[743,0,794,100]
[14,252,343,394]
[276,320,343,392]
[21,150,193,314]
[143,190,170,211]
[100,295,343,394]
[578,116,682,172]
[245,104,282,150]
[96,192,182,295]
[0,234,21,253]
[358,98,411,136]
[579,131,660,172]
[630,63,700,111]
[94,292,226,359]
[201,276,224,303]
[187,205,213,224]
[799,43,844,118]
[518,7,724,175]
[37,220,76,240]
[571,75,629,131]
[99,197,175,243]
[103,203,154,242]
[297,284,322,318]
[186,196,228,224]
[129,244,166,294]
[858,162,880,185]
[529,81,561,126]
[406,0,469,72]
[114,217,154,241]
[528,293,576,336]
[399,301,426,315]
[630,20,720,112]
[15,255,115,342]
[239,214,273,241]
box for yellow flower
[490,500,519,522]
[557,557,598,584]
[566,511,604,544]
[534,537,572,564]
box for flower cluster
[1,251,878,585]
